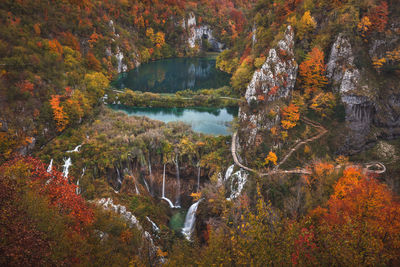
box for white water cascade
[225,164,234,181]
[116,167,122,188]
[162,164,166,198]
[148,160,154,196]
[227,169,248,200]
[62,157,72,178]
[181,200,202,240]
[98,198,163,263]
[143,176,150,193]
[146,216,160,233]
[76,179,80,195]
[76,167,85,195]
[174,156,181,208]
[47,159,53,173]
[67,144,82,153]
[161,164,180,208]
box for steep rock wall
[327,33,400,154]
[239,26,297,145]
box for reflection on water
[110,105,238,136]
[113,57,231,93]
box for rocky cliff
[327,31,400,154]
[239,26,297,146]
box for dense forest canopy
[1,0,400,266]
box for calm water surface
[110,105,238,136]
[114,57,231,93]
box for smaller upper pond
[110,105,238,136]
[114,57,231,93]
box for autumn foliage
[299,47,328,98]
[50,95,69,132]
[281,103,300,129]
[310,167,400,265]
[0,156,94,265]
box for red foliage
[369,1,389,32]
[17,80,34,95]
[1,157,94,234]
[291,227,318,266]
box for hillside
[1,0,400,266]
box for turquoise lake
[110,105,238,136]
[114,57,231,93]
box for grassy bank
[107,86,241,108]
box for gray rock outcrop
[239,26,297,145]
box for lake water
[113,57,231,93]
[110,105,238,136]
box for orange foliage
[264,151,278,166]
[50,95,68,132]
[281,103,300,129]
[310,167,400,264]
[48,39,63,56]
[299,47,328,98]
[17,80,34,95]
[33,23,41,35]
[86,52,101,71]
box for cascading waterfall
[76,179,80,195]
[161,163,180,208]
[148,160,154,196]
[76,167,85,195]
[181,199,202,240]
[227,169,248,200]
[47,159,53,173]
[174,156,181,208]
[62,157,72,178]
[135,183,140,195]
[67,144,82,153]
[146,216,160,233]
[162,164,166,198]
[98,198,164,263]
[225,164,234,181]
[116,167,122,187]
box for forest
[1,0,400,266]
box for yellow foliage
[190,192,202,201]
[264,151,278,166]
[297,11,317,39]
[310,92,336,117]
[358,16,372,39]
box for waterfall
[227,169,248,200]
[161,163,180,208]
[174,156,181,207]
[148,160,154,196]
[143,177,150,193]
[116,167,122,187]
[197,165,201,192]
[67,144,82,153]
[76,179,80,195]
[76,167,85,195]
[225,164,234,181]
[146,216,160,233]
[47,159,53,173]
[162,164,166,198]
[135,183,140,195]
[62,157,72,178]
[98,198,163,263]
[181,200,202,240]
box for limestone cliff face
[327,33,400,154]
[239,26,297,145]
[186,12,225,52]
